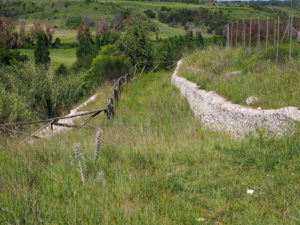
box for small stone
[228,71,241,75]
[196,217,206,222]
[226,71,241,78]
[246,96,259,105]
[247,189,254,195]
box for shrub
[85,54,131,86]
[116,22,153,65]
[144,9,156,18]
[0,47,28,66]
[55,64,68,76]
[75,23,97,69]
[52,37,61,48]
[66,16,82,29]
[0,63,86,124]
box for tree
[52,37,61,48]
[0,17,17,48]
[55,64,68,76]
[76,23,96,69]
[34,32,50,69]
[116,21,153,66]
[195,32,204,48]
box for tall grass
[0,70,299,224]
[0,62,87,125]
[179,46,300,109]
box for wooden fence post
[276,16,280,62]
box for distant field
[179,46,300,109]
[19,48,76,69]
[53,30,77,44]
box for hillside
[1,1,300,224]
[1,70,299,224]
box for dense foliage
[0,47,28,66]
[75,24,97,69]
[0,63,86,124]
[158,8,229,35]
[0,1,43,17]
[84,55,131,87]
[34,32,51,69]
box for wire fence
[0,61,177,144]
[226,14,300,61]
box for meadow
[179,46,300,109]
[19,48,76,69]
[0,70,299,224]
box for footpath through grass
[0,70,299,224]
[179,47,300,109]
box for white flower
[247,189,254,195]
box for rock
[247,189,254,195]
[228,71,241,75]
[246,96,259,105]
[226,71,241,78]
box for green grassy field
[0,70,299,224]
[19,48,76,69]
[179,47,300,109]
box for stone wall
[172,60,300,137]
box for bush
[55,64,68,76]
[85,55,131,87]
[0,63,86,123]
[66,16,82,29]
[0,47,28,66]
[144,9,156,18]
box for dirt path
[35,93,99,140]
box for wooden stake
[289,14,293,60]
[274,19,277,46]
[249,17,252,48]
[236,21,238,47]
[230,22,233,46]
[276,16,280,62]
[243,17,246,47]
[266,17,269,53]
[257,17,261,55]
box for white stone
[196,217,206,222]
[246,96,260,105]
[247,189,254,195]
[226,71,241,77]
[171,60,300,138]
